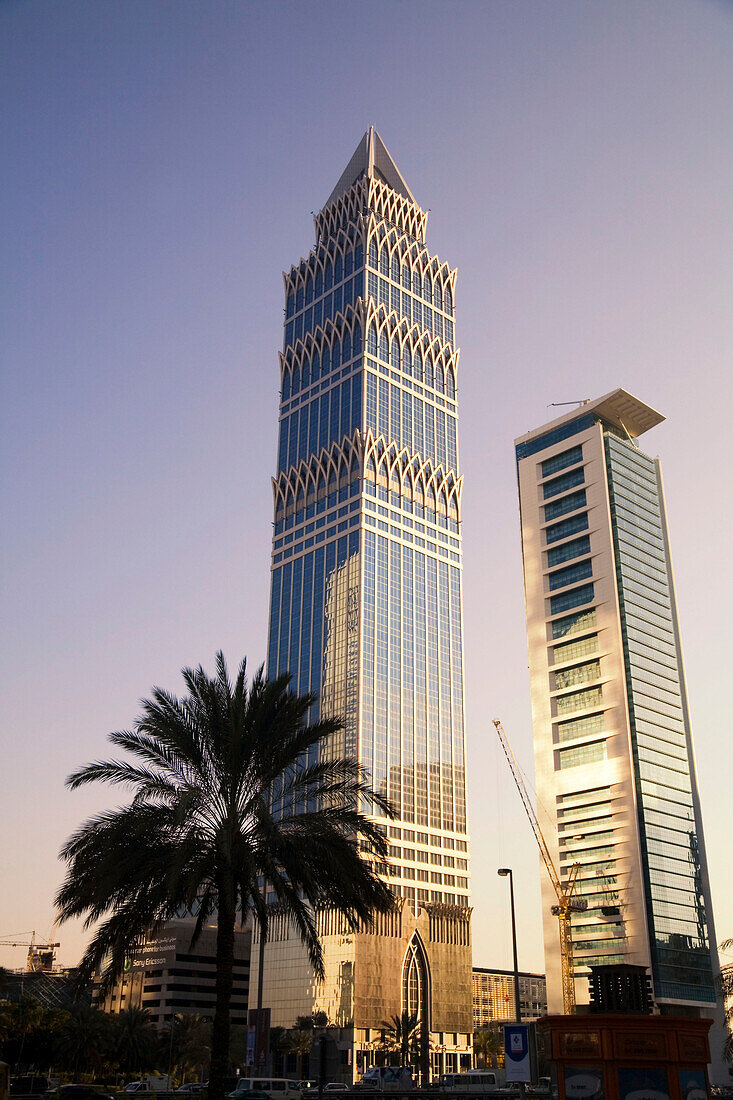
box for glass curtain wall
[267,152,469,911]
[605,432,715,1003]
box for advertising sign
[123,936,177,973]
[248,1008,271,1070]
[246,1028,256,1068]
[563,1067,605,1100]
[504,1024,532,1083]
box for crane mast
[493,718,587,1014]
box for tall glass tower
[514,391,723,1038]
[251,130,473,1081]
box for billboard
[123,935,177,973]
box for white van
[439,1071,506,1092]
[229,1082,302,1100]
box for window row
[368,239,453,313]
[547,534,591,568]
[285,273,364,349]
[541,444,583,479]
[515,413,594,461]
[367,272,455,345]
[282,324,363,400]
[365,374,458,470]
[543,466,585,500]
[367,323,457,396]
[545,512,589,544]
[277,378,363,473]
[555,684,604,715]
[286,242,364,317]
[548,558,593,592]
[544,489,587,522]
[551,608,597,640]
[557,739,608,769]
[550,582,594,616]
[552,633,598,665]
[554,658,601,691]
[556,711,605,742]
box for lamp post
[497,868,521,1023]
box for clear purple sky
[2,0,732,976]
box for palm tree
[720,938,733,1064]
[287,1028,315,1080]
[56,1003,112,1077]
[56,654,395,1100]
[114,1007,159,1075]
[473,1027,503,1070]
[164,1014,212,1084]
[379,1010,421,1067]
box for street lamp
[497,868,521,1023]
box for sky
[2,0,732,979]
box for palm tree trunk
[209,878,235,1100]
[256,911,268,1073]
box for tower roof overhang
[514,388,665,450]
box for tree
[379,1011,421,1067]
[473,1028,503,1070]
[286,1029,315,1079]
[113,1007,159,1076]
[163,1014,212,1084]
[720,938,733,1064]
[56,1003,112,1077]
[0,998,68,1072]
[56,654,395,1100]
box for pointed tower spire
[325,126,415,207]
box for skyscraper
[250,129,472,1079]
[514,391,722,1027]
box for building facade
[94,919,251,1027]
[250,129,472,1080]
[514,392,722,1032]
[472,967,547,1031]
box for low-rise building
[472,967,547,1030]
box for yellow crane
[493,718,587,1014]
[0,931,60,973]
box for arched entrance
[402,933,430,1083]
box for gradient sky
[2,0,732,978]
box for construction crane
[493,718,587,1014]
[0,931,60,973]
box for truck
[124,1077,172,1093]
[357,1068,414,1092]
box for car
[228,1087,297,1100]
[11,1079,55,1098]
[49,1088,115,1100]
[323,1087,349,1094]
[175,1089,207,1095]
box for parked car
[11,1078,55,1097]
[229,1083,301,1100]
[175,1088,207,1095]
[47,1087,115,1100]
[323,1087,349,1094]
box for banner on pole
[504,1024,532,1082]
